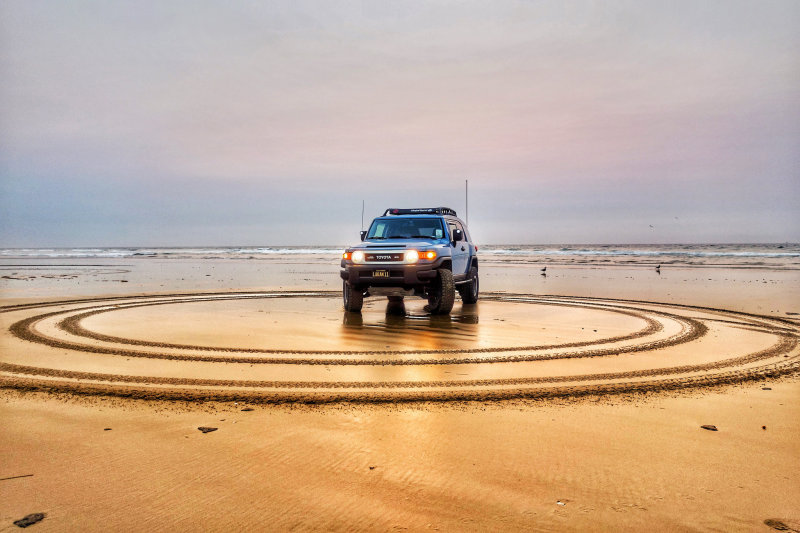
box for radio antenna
[361,200,365,230]
[465,179,469,225]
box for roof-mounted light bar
[382,207,458,216]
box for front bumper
[340,258,443,287]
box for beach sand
[1,255,798,531]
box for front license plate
[373,270,389,278]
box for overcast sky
[1,1,798,246]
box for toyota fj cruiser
[340,207,478,314]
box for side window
[450,220,467,242]
[456,221,470,242]
[447,221,458,242]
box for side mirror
[453,229,463,242]
[360,231,367,241]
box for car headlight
[405,250,419,263]
[352,250,365,263]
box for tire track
[1,292,797,403]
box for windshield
[367,217,446,240]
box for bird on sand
[541,267,547,272]
[655,264,661,273]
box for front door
[448,220,469,276]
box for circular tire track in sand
[1,291,798,403]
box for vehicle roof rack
[382,207,458,217]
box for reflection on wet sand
[341,299,480,351]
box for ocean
[1,243,798,269]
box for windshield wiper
[409,235,434,239]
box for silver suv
[340,207,479,314]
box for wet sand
[1,256,798,531]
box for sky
[1,0,798,246]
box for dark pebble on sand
[241,408,254,412]
[700,425,718,431]
[103,428,112,431]
[764,518,790,530]
[369,466,376,470]
[198,427,218,433]
[762,426,767,430]
[762,387,772,390]
[13,513,45,528]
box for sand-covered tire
[427,269,455,315]
[458,266,479,304]
[387,296,404,303]
[343,282,364,312]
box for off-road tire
[427,269,455,315]
[458,266,479,304]
[343,281,364,312]
[387,296,404,303]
